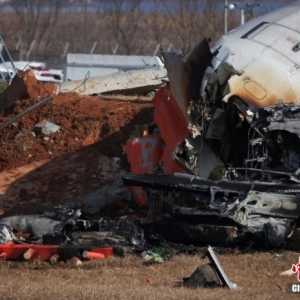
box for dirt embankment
[0,71,155,214]
[0,92,154,171]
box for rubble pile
[0,70,154,214]
[0,72,154,171]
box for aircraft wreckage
[1,1,300,255]
[122,2,300,250]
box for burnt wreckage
[122,2,300,249]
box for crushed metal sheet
[121,2,300,250]
[207,246,239,290]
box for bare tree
[102,0,143,55]
[161,0,215,53]
[5,0,66,55]
[54,0,103,54]
[0,0,297,60]
[147,1,172,49]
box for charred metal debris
[122,35,300,251]
[2,4,300,257]
[0,205,202,260]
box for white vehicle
[0,61,63,83]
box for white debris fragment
[34,120,60,135]
[280,269,294,276]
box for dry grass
[0,251,300,299]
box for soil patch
[0,75,155,214]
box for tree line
[0,0,294,57]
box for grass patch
[0,251,299,299]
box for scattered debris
[206,246,239,290]
[0,214,68,235]
[0,1,300,276]
[0,242,113,262]
[33,120,60,135]
[122,3,300,251]
[182,264,220,288]
[0,224,16,244]
[142,246,174,263]
[181,246,238,289]
[280,269,294,276]
[82,251,105,260]
[0,206,115,262]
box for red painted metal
[89,246,113,257]
[0,243,113,261]
[124,83,191,205]
[161,145,189,175]
[124,135,163,174]
[83,251,105,259]
[152,83,190,148]
[0,252,7,260]
[152,83,190,174]
[124,135,164,206]
[125,83,190,176]
[0,244,59,260]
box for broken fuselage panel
[161,1,300,179]
[123,2,300,249]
